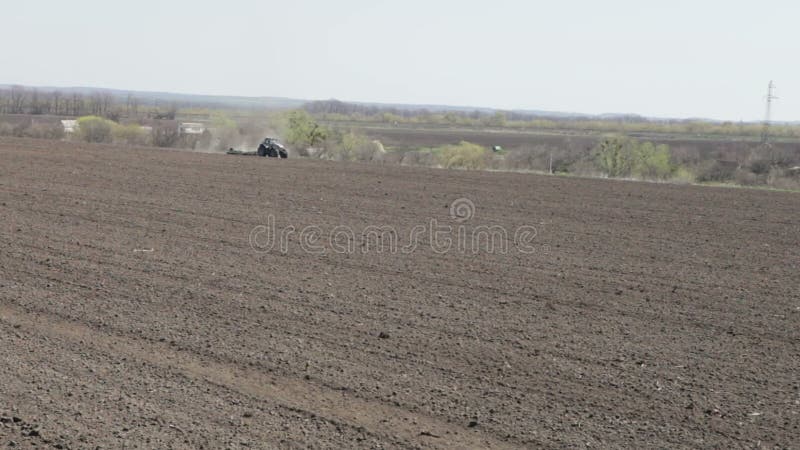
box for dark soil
[1,137,798,448]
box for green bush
[635,142,673,180]
[285,110,327,149]
[76,115,115,143]
[671,166,695,184]
[112,124,149,146]
[438,141,489,170]
[594,137,638,178]
[594,136,677,180]
[335,131,384,161]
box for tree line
[307,100,800,140]
[0,86,176,120]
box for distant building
[61,120,78,134]
[179,122,206,135]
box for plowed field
[1,137,798,448]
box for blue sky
[2,0,798,121]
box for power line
[760,80,778,144]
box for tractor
[226,138,288,158]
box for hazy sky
[3,0,798,121]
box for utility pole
[761,80,778,144]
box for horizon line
[0,82,792,125]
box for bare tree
[126,92,134,117]
[10,85,26,114]
[52,90,62,115]
[90,92,102,115]
[153,102,177,120]
[101,92,113,117]
[30,88,43,114]
[151,123,180,147]
[69,92,84,116]
[0,89,7,114]
[125,92,139,118]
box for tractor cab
[257,138,288,158]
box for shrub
[305,128,386,162]
[503,145,553,172]
[635,142,673,180]
[12,120,33,137]
[748,159,771,175]
[594,137,638,178]
[594,136,676,180]
[285,110,327,149]
[151,124,180,148]
[694,160,738,183]
[113,124,149,146]
[336,131,383,161]
[671,167,695,184]
[734,169,762,186]
[767,170,800,191]
[438,141,488,170]
[0,122,15,136]
[24,123,64,140]
[0,121,62,139]
[399,149,438,167]
[76,115,114,143]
